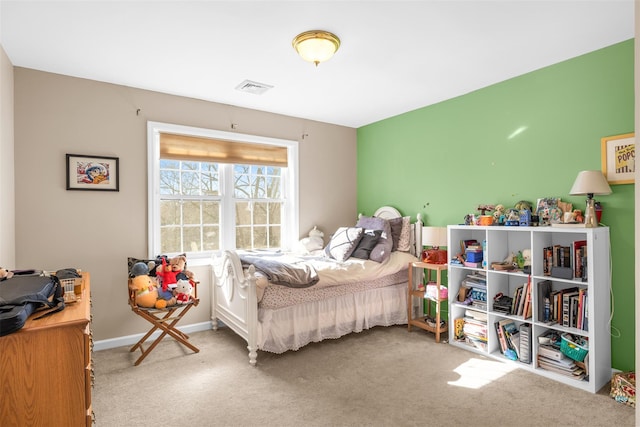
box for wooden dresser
[0,273,92,426]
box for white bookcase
[447,225,611,393]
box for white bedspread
[252,250,419,307]
[249,251,418,300]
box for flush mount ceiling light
[292,30,340,66]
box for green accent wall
[357,40,635,371]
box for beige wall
[13,68,357,341]
[0,45,15,267]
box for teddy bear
[297,226,325,254]
[493,204,506,224]
[155,255,188,291]
[174,279,193,305]
[128,274,173,309]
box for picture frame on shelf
[601,132,635,185]
[66,154,119,191]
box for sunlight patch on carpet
[448,357,517,389]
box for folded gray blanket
[240,254,319,288]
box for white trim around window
[147,121,299,260]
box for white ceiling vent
[235,79,273,95]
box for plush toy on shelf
[174,279,193,305]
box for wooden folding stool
[128,282,200,366]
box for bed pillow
[325,227,364,262]
[355,216,392,263]
[397,216,412,252]
[388,217,403,251]
[351,229,382,260]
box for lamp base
[584,198,597,228]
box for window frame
[147,121,299,260]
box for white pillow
[325,227,363,262]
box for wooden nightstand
[407,262,448,342]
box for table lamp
[569,170,612,228]
[422,226,448,264]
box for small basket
[560,333,588,362]
[60,277,82,303]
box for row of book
[536,332,587,381]
[507,277,533,319]
[546,286,589,330]
[454,310,488,351]
[489,279,587,330]
[459,272,487,310]
[542,240,587,280]
[494,319,532,364]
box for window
[148,122,298,259]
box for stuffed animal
[169,255,191,283]
[297,226,325,254]
[174,279,193,305]
[155,255,188,291]
[130,261,154,278]
[0,267,13,281]
[493,204,506,224]
[129,274,172,309]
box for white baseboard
[93,321,213,351]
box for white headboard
[370,206,423,257]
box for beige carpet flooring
[93,325,635,427]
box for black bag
[0,275,65,336]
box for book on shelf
[576,289,588,331]
[465,336,488,351]
[542,247,553,276]
[521,276,533,319]
[463,273,486,287]
[454,317,465,340]
[464,261,483,268]
[465,309,487,322]
[572,240,587,279]
[537,280,552,321]
[537,355,585,380]
[511,285,523,316]
[460,239,479,255]
[538,344,564,361]
[569,294,581,328]
[562,290,580,327]
[507,330,520,359]
[498,318,520,359]
[516,280,528,317]
[494,321,508,354]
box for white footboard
[211,250,259,365]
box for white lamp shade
[422,226,447,247]
[569,170,612,196]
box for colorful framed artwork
[601,133,635,185]
[66,154,119,191]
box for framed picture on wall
[601,133,635,185]
[66,154,119,191]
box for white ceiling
[0,1,634,128]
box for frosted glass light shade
[292,30,340,66]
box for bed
[211,206,423,365]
